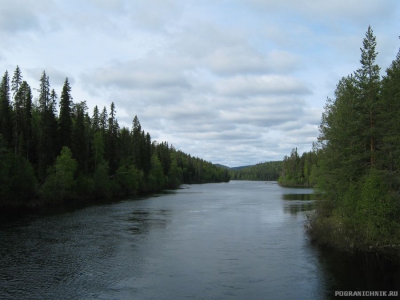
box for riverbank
[0,187,168,216]
[278,182,314,188]
[305,201,400,265]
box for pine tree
[92,105,100,133]
[13,81,33,159]
[58,78,73,150]
[21,81,33,161]
[100,106,108,135]
[0,71,13,148]
[106,102,118,174]
[11,66,23,155]
[37,71,58,180]
[11,66,22,98]
[72,101,88,173]
[354,26,380,167]
[131,115,142,170]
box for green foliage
[92,131,105,170]
[0,135,37,204]
[278,149,318,187]
[303,27,400,260]
[0,71,13,148]
[58,78,73,150]
[113,163,139,196]
[37,72,58,181]
[74,174,94,197]
[148,153,165,191]
[231,161,282,181]
[355,170,399,243]
[72,101,89,173]
[93,162,111,199]
[41,147,77,202]
[167,158,183,188]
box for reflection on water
[282,192,316,215]
[284,201,316,214]
[316,246,400,299]
[282,193,316,201]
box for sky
[1,0,399,167]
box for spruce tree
[59,78,73,150]
[37,71,58,180]
[131,115,142,170]
[92,105,100,133]
[72,101,88,173]
[11,66,22,98]
[354,26,380,167]
[13,81,33,158]
[0,71,13,148]
[106,102,118,174]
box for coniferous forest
[280,27,400,260]
[0,69,230,208]
[230,161,282,181]
[278,148,318,187]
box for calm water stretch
[0,181,399,299]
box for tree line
[278,148,318,187]
[230,161,282,181]
[280,27,400,260]
[0,68,230,207]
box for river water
[0,181,398,299]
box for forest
[280,27,400,261]
[0,69,230,207]
[278,148,318,187]
[230,161,282,181]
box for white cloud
[215,75,310,97]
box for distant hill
[213,164,255,170]
[213,164,231,169]
[230,165,254,171]
[230,161,283,181]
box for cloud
[215,75,311,97]
[25,67,76,88]
[246,0,397,25]
[81,57,192,92]
[205,48,301,75]
[0,0,48,33]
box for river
[0,181,399,299]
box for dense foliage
[230,161,282,181]
[0,69,230,207]
[284,27,400,259]
[278,148,318,187]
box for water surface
[0,181,398,299]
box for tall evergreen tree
[106,102,118,174]
[92,105,100,133]
[37,71,58,180]
[72,101,88,173]
[12,67,24,156]
[100,106,108,135]
[58,78,73,150]
[354,26,380,167]
[0,71,13,148]
[11,66,22,98]
[13,81,33,158]
[131,115,142,170]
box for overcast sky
[1,0,399,167]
